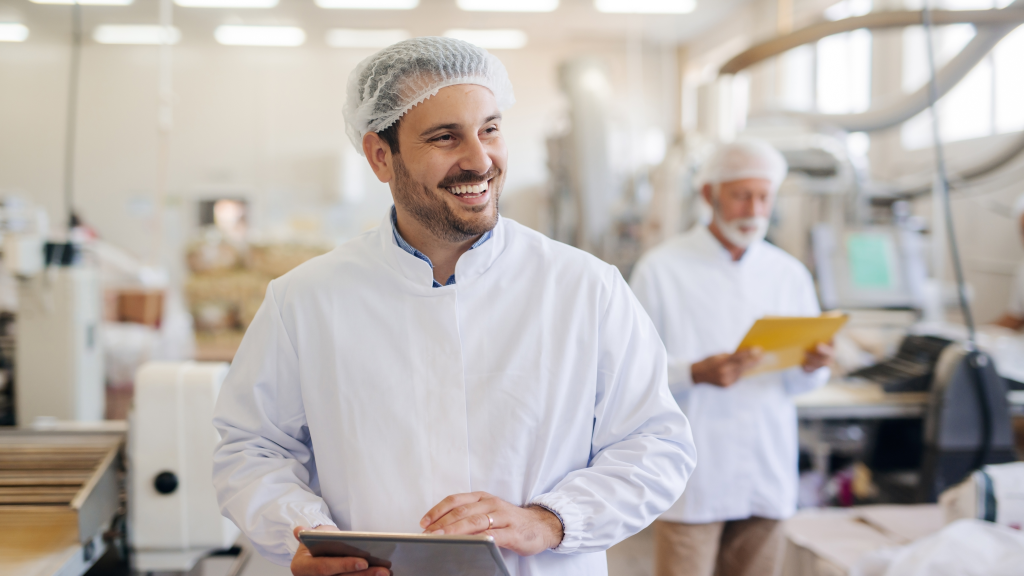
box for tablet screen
[300,531,510,576]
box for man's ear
[362,132,394,184]
[701,183,714,206]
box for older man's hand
[420,492,563,557]
[802,342,834,373]
[691,348,763,387]
[290,525,391,576]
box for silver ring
[486,514,494,529]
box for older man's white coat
[212,215,696,576]
[630,225,828,524]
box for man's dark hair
[377,119,401,155]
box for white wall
[1,33,668,265]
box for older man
[996,194,1024,331]
[212,37,695,576]
[630,140,833,576]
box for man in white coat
[630,140,834,576]
[212,37,696,576]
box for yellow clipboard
[735,312,848,376]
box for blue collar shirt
[390,206,493,288]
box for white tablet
[299,530,512,576]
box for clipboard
[300,530,511,576]
[735,312,848,376]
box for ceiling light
[30,0,134,5]
[0,23,29,42]
[175,0,278,7]
[444,28,527,49]
[457,0,557,11]
[315,0,418,9]
[595,0,696,14]
[93,24,181,44]
[326,28,410,48]
[214,25,305,46]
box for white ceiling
[0,0,753,47]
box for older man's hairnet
[696,139,789,193]
[342,36,516,154]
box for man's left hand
[420,492,563,556]
[802,342,834,372]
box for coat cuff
[529,492,583,554]
[667,358,694,394]
[283,510,338,557]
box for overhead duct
[719,6,1024,133]
[719,4,1024,198]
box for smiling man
[212,37,696,576]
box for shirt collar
[389,205,494,287]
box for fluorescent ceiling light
[444,28,527,49]
[315,0,418,9]
[326,28,410,48]
[175,0,278,7]
[595,0,696,14]
[457,0,557,11]
[214,25,305,46]
[0,23,29,42]
[93,24,180,44]
[30,0,134,5]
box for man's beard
[391,155,502,243]
[712,203,769,249]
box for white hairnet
[343,36,515,154]
[696,139,789,193]
[1014,193,1024,220]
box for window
[776,1,872,114]
[900,0,1023,149]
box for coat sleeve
[628,258,695,394]
[782,265,831,396]
[212,281,335,566]
[531,266,697,554]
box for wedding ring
[487,514,494,529]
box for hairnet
[696,139,789,193]
[343,36,516,154]
[1014,193,1024,220]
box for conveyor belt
[0,432,123,576]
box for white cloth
[1008,262,1024,318]
[629,225,829,524]
[851,519,1024,576]
[212,214,696,576]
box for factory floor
[182,527,656,576]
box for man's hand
[802,342,834,373]
[290,525,391,576]
[420,492,563,557]
[691,348,763,387]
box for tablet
[299,530,511,576]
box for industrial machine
[129,361,239,572]
[16,251,105,426]
[920,346,1018,502]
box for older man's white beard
[714,212,769,249]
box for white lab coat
[629,225,829,524]
[212,213,696,576]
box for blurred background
[2,1,1024,575]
